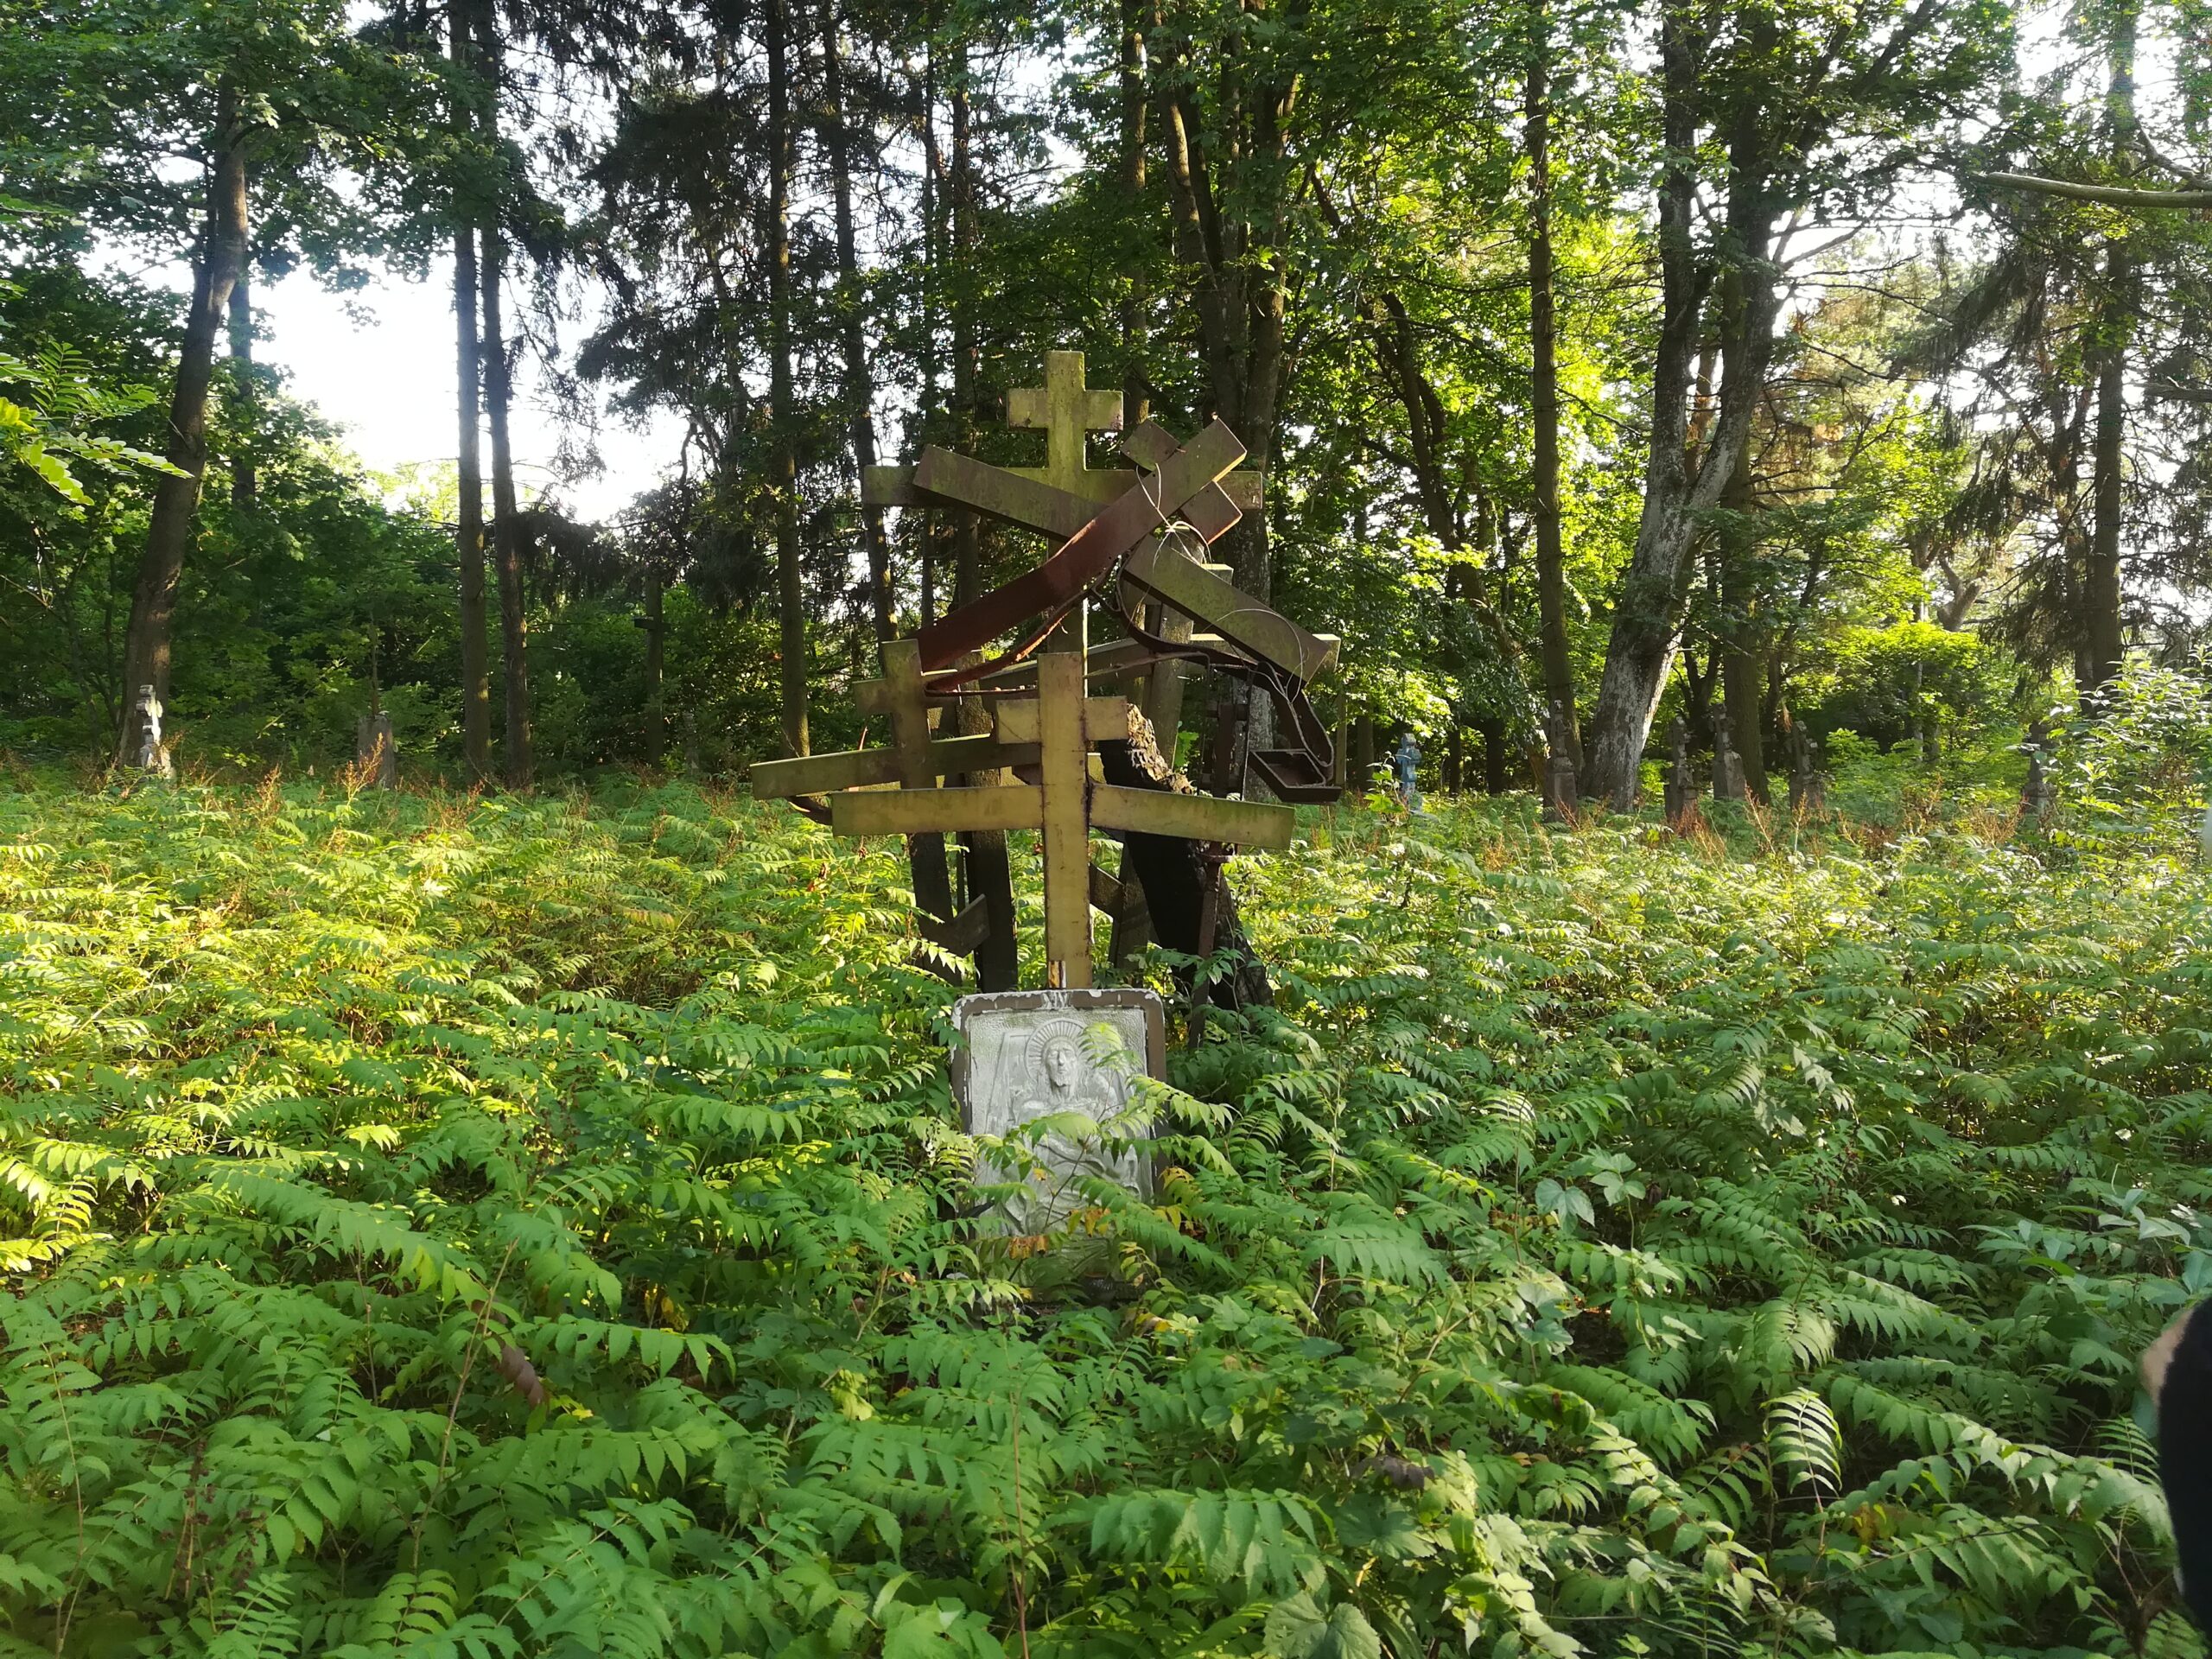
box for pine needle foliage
[0,775,2206,1657]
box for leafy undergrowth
[1,777,2207,1659]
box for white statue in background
[130,684,172,779]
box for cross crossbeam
[825,654,1291,987]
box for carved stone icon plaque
[950,988,1166,1226]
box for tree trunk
[1478,715,1509,793]
[227,242,255,509]
[451,0,492,782]
[947,46,981,611]
[766,0,808,756]
[642,568,665,760]
[1525,0,1580,770]
[1717,423,1768,802]
[1581,7,1777,807]
[1154,14,1293,789]
[474,2,530,786]
[115,84,248,761]
[480,224,531,786]
[819,0,894,645]
[2084,9,2136,703]
[1119,0,1150,425]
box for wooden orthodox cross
[755,350,1338,991]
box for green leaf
[1263,1594,1382,1659]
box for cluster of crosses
[751,352,1340,992]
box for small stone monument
[1786,721,1825,817]
[1711,721,1745,803]
[950,988,1165,1228]
[1393,731,1421,812]
[129,684,172,779]
[1662,719,1695,823]
[2020,718,2056,821]
[356,711,397,788]
[1541,701,1577,822]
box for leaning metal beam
[915,421,1247,671]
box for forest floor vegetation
[0,773,2205,1658]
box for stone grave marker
[1541,700,1576,822]
[1712,722,1745,802]
[950,988,1165,1226]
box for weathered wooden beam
[918,895,992,955]
[1037,654,1093,988]
[1122,418,1247,542]
[1122,537,1338,683]
[860,463,923,507]
[994,695,1130,747]
[830,784,1044,837]
[967,633,1242,695]
[1088,861,1123,915]
[752,747,897,798]
[883,639,936,787]
[912,447,1096,539]
[880,452,1263,519]
[1090,784,1295,850]
[853,671,960,715]
[750,731,1035,799]
[1010,753,1108,788]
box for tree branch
[1977,171,2212,209]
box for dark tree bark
[226,241,256,509]
[117,84,249,762]
[641,569,665,760]
[451,0,492,782]
[2084,7,2136,702]
[1154,22,1291,606]
[766,0,808,756]
[480,224,531,785]
[947,45,981,611]
[1525,0,1580,770]
[1716,423,1770,801]
[1477,715,1510,793]
[474,1,530,785]
[1119,0,1150,425]
[818,0,894,644]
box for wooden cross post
[825,652,1294,989]
[1007,350,1128,503]
[864,350,1262,517]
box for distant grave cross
[1006,351,1127,500]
